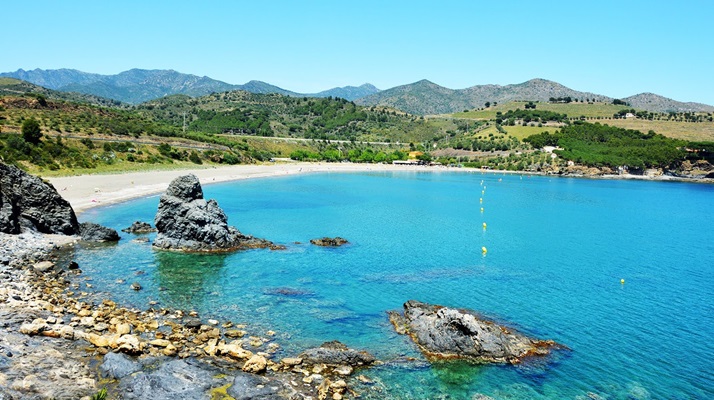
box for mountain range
[0,68,380,104]
[1,68,712,115]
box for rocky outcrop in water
[310,237,349,247]
[0,163,79,235]
[299,340,376,367]
[153,174,280,252]
[388,300,562,364]
[122,220,157,234]
[79,222,120,242]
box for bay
[74,171,714,399]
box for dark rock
[122,220,157,234]
[99,352,142,379]
[68,261,79,270]
[389,300,563,364]
[185,319,202,330]
[310,237,348,247]
[130,282,142,291]
[227,372,290,399]
[299,341,375,367]
[117,358,216,400]
[153,174,278,252]
[79,222,120,242]
[0,163,80,235]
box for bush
[22,118,42,144]
[189,150,202,164]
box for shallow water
[75,171,714,399]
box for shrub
[22,118,42,144]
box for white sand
[45,162,440,214]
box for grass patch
[498,125,551,140]
[599,119,714,142]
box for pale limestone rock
[242,354,267,373]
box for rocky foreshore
[0,232,375,399]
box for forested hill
[0,77,124,108]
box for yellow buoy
[480,207,484,213]
[482,190,485,195]
[620,279,625,284]
[481,246,487,254]
[482,223,487,229]
[479,198,483,203]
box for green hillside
[1,81,711,176]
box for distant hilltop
[1,68,712,115]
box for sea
[72,171,714,399]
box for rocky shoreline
[0,232,378,399]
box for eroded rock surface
[299,340,376,367]
[389,300,563,364]
[0,163,79,235]
[153,174,279,252]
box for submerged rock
[153,174,279,252]
[310,237,348,247]
[0,163,80,235]
[389,300,563,364]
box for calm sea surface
[74,171,714,399]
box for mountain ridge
[1,68,711,114]
[0,68,380,104]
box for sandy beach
[45,162,439,214]
[45,162,711,215]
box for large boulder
[79,222,120,242]
[153,174,278,252]
[389,300,563,364]
[0,163,79,235]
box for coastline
[3,162,710,398]
[45,162,713,215]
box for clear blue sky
[3,0,713,104]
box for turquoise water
[75,171,714,399]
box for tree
[485,102,491,108]
[22,118,42,144]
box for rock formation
[310,237,348,247]
[388,300,563,364]
[0,163,80,235]
[122,220,157,234]
[153,174,279,252]
[298,340,376,367]
[79,222,120,242]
